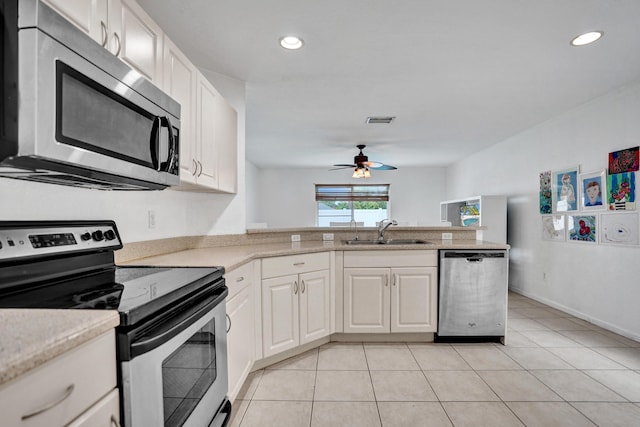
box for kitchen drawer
[226,261,255,299]
[0,330,117,427]
[66,389,119,427]
[344,250,437,268]
[262,252,330,279]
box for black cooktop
[0,221,224,327]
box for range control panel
[0,221,122,261]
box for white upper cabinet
[108,0,163,83]
[43,0,164,84]
[163,37,198,184]
[42,0,109,46]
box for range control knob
[104,230,116,241]
[91,230,104,241]
[80,232,91,241]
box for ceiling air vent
[366,116,395,124]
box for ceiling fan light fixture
[570,31,603,46]
[352,166,370,179]
[279,35,304,50]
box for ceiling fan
[331,145,397,178]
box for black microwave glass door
[55,61,161,168]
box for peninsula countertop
[118,239,509,271]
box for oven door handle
[128,285,228,359]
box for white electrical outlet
[323,233,334,241]
[442,232,453,240]
[291,234,301,242]
[148,210,156,229]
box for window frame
[315,184,391,227]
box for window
[315,184,390,227]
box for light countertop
[0,309,120,386]
[119,239,509,271]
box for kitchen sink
[344,239,432,245]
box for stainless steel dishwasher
[437,250,509,341]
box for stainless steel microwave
[0,0,180,190]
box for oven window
[55,61,155,168]
[162,320,217,427]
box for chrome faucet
[377,219,397,241]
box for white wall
[446,79,640,340]
[0,70,247,244]
[245,160,261,225]
[252,166,447,227]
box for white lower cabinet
[0,330,118,427]
[226,262,256,402]
[261,253,331,358]
[66,389,119,427]
[343,251,438,333]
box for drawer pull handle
[236,276,245,282]
[21,384,75,420]
[293,262,305,266]
[111,415,122,427]
[226,314,232,333]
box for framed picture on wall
[607,172,636,210]
[579,170,607,211]
[608,146,639,174]
[600,212,639,246]
[553,166,580,212]
[539,170,553,214]
[567,214,597,243]
[541,215,566,241]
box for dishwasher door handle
[466,258,484,263]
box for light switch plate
[291,234,301,242]
[323,233,334,241]
[442,232,453,240]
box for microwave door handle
[159,116,177,173]
[150,116,161,170]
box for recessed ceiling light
[279,36,304,50]
[570,31,603,46]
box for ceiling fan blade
[330,164,357,170]
[367,162,397,170]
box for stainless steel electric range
[0,220,231,427]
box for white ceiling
[138,0,640,169]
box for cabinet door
[163,37,197,184]
[43,0,108,46]
[299,269,330,344]
[195,73,220,189]
[390,267,438,333]
[108,0,163,83]
[226,284,255,401]
[262,274,299,357]
[343,268,390,333]
[66,389,119,427]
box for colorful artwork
[608,146,639,174]
[539,170,552,214]
[553,167,579,212]
[600,212,639,246]
[460,203,480,227]
[607,172,636,210]
[580,170,606,211]
[541,215,565,241]
[568,215,597,243]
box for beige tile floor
[229,292,640,427]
